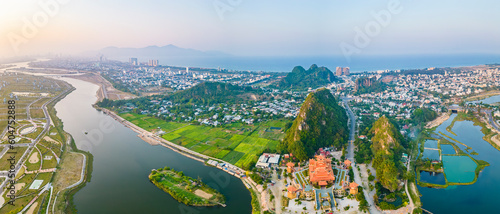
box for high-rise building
[343,67,350,76]
[129,58,138,66]
[336,67,343,76]
[336,67,350,76]
[148,60,159,67]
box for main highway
[342,97,380,214]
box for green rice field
[119,112,287,169]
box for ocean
[112,54,500,73]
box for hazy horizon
[1,1,500,59]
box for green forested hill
[370,116,404,192]
[279,88,348,161]
[167,82,263,105]
[273,64,340,90]
[97,82,265,108]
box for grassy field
[120,112,287,169]
[0,146,28,171]
[30,108,46,118]
[25,149,41,171]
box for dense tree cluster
[279,89,348,161]
[97,82,265,109]
[411,108,438,125]
[273,64,340,90]
[166,82,264,105]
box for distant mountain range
[84,45,231,59]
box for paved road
[0,85,72,198]
[270,169,283,214]
[484,109,500,132]
[343,98,381,214]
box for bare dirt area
[492,135,500,148]
[43,136,60,145]
[425,113,450,129]
[25,202,38,214]
[29,152,39,164]
[194,189,213,200]
[69,73,136,101]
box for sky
[1,0,500,58]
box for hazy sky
[1,0,499,57]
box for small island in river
[149,167,226,207]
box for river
[418,114,500,213]
[53,77,251,214]
[468,94,500,105]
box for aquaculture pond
[424,140,438,149]
[442,155,476,183]
[419,114,500,213]
[422,149,440,161]
[440,144,456,155]
[419,171,446,185]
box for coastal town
[2,57,500,213]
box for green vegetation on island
[279,88,348,161]
[149,167,226,207]
[273,64,340,90]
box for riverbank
[449,112,500,151]
[425,113,450,129]
[464,90,500,102]
[68,73,136,101]
[94,107,266,213]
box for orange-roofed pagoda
[309,155,335,186]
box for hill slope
[279,89,348,160]
[167,82,263,105]
[354,77,386,95]
[370,116,404,192]
[274,64,340,90]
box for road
[343,98,381,214]
[0,84,72,198]
[270,169,283,214]
[404,155,414,213]
[484,109,500,132]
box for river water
[418,114,500,213]
[54,77,251,214]
[467,94,500,105]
